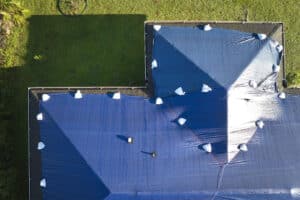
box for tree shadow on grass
[25,14,146,87]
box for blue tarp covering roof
[151,26,281,97]
[35,25,300,199]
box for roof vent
[74,90,82,99]
[203,24,212,31]
[155,97,163,105]
[37,142,45,150]
[177,117,187,126]
[36,113,43,121]
[202,84,212,93]
[175,87,185,96]
[112,92,121,100]
[42,94,50,102]
[202,143,212,153]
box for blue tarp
[151,26,280,97]
[35,25,300,199]
[38,92,300,200]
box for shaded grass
[24,15,145,86]
[0,0,299,199]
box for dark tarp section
[39,103,110,199]
[39,93,221,199]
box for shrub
[0,0,28,26]
[0,0,28,67]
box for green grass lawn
[0,0,299,199]
[23,14,145,86]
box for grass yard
[0,0,299,199]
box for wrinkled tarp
[38,92,300,200]
[151,26,281,97]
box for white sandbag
[153,25,161,31]
[177,118,187,126]
[278,92,286,99]
[37,142,45,150]
[127,137,133,144]
[291,188,300,198]
[276,44,283,53]
[40,179,46,188]
[36,113,43,121]
[74,90,82,99]
[256,120,264,129]
[239,144,248,152]
[202,84,212,93]
[203,24,212,31]
[155,97,163,105]
[257,33,267,40]
[175,87,185,96]
[273,64,280,73]
[151,59,158,69]
[203,143,212,153]
[42,94,50,102]
[112,92,121,100]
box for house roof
[151,25,282,96]
[29,23,300,200]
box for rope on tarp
[211,163,228,200]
